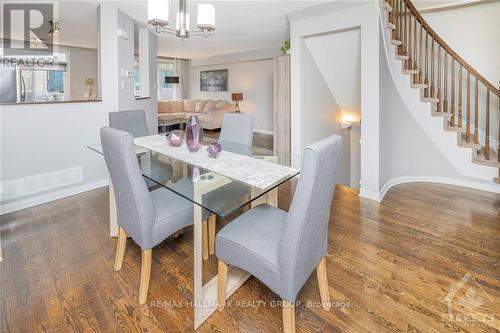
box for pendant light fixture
[148,0,215,39]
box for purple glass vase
[167,130,183,147]
[186,115,203,152]
[207,143,222,158]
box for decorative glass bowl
[167,130,183,147]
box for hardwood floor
[1,182,498,332]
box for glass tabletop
[88,134,300,219]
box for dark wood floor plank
[1,181,499,332]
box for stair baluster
[430,39,435,98]
[402,3,407,55]
[443,52,448,113]
[458,65,463,127]
[436,45,441,112]
[485,89,490,160]
[466,71,471,142]
[450,59,455,126]
[407,13,412,70]
[419,24,423,84]
[474,77,479,144]
[413,16,417,73]
[424,32,429,97]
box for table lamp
[231,92,243,113]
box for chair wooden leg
[114,227,127,271]
[316,257,331,311]
[202,219,209,260]
[282,300,296,333]
[208,215,216,255]
[138,249,152,305]
[217,260,228,311]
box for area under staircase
[382,0,500,184]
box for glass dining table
[88,133,300,329]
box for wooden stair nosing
[421,97,439,103]
[391,39,402,46]
[431,111,451,118]
[387,23,396,30]
[411,83,427,89]
[472,148,500,168]
[402,69,418,75]
[383,3,392,12]
[457,133,481,149]
[444,120,466,133]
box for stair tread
[473,148,500,167]
[422,97,439,103]
[457,133,482,149]
[391,39,402,45]
[411,83,427,88]
[444,121,466,133]
[402,69,418,74]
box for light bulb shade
[231,92,243,101]
[197,4,215,30]
[176,12,190,30]
[148,0,169,26]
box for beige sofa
[158,99,236,130]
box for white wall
[187,51,277,134]
[117,10,158,134]
[0,4,158,214]
[68,47,98,100]
[422,2,500,85]
[301,39,352,187]
[303,28,361,119]
[290,2,380,197]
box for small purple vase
[207,143,222,158]
[186,116,203,152]
[167,130,183,147]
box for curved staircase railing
[384,0,499,182]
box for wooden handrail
[402,0,499,96]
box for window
[157,62,176,101]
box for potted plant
[280,38,290,55]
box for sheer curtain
[157,58,186,101]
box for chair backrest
[219,113,253,155]
[278,135,342,300]
[109,110,149,138]
[100,127,155,248]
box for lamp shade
[197,4,215,30]
[148,0,169,26]
[165,76,180,84]
[231,92,243,101]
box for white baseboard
[0,179,109,215]
[359,188,381,201]
[378,175,500,201]
[254,129,274,135]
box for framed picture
[200,69,228,91]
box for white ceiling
[56,1,324,59]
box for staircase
[382,0,500,184]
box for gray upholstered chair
[100,126,196,304]
[205,113,254,258]
[109,110,173,189]
[218,112,253,156]
[109,110,149,137]
[216,135,342,333]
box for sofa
[158,99,236,130]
